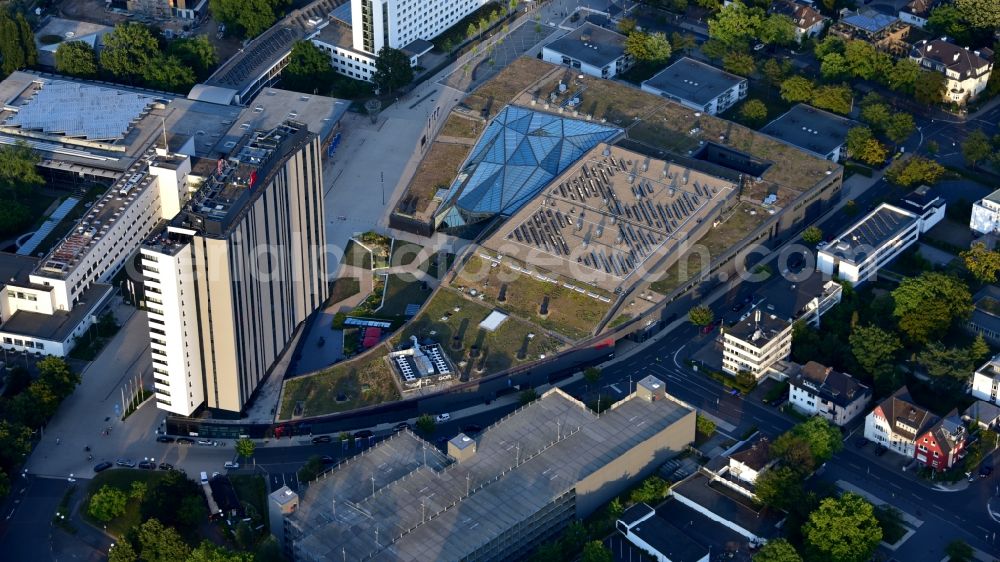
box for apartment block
[722,309,792,379]
[781,360,871,425]
[141,121,328,416]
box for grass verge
[279,351,401,419]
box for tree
[696,414,716,436]
[927,6,973,44]
[167,36,218,79]
[209,0,287,39]
[846,127,886,165]
[914,71,946,105]
[753,538,802,562]
[130,481,147,501]
[416,414,436,434]
[962,129,992,168]
[37,356,79,398]
[0,468,8,498]
[962,243,1000,283]
[708,0,763,47]
[15,13,36,68]
[885,113,915,145]
[235,437,256,459]
[519,388,539,404]
[760,14,795,45]
[810,84,852,115]
[617,18,638,35]
[945,539,974,562]
[671,32,697,55]
[581,541,613,562]
[885,156,945,187]
[700,38,730,61]
[297,455,324,483]
[803,493,882,562]
[55,41,99,77]
[283,41,334,94]
[177,494,207,528]
[739,99,767,124]
[971,333,991,362]
[88,485,127,522]
[892,272,973,343]
[142,55,196,92]
[689,305,714,327]
[0,420,32,468]
[791,416,843,463]
[802,226,823,245]
[888,58,920,93]
[372,47,413,95]
[137,518,191,562]
[874,505,905,544]
[755,465,806,511]
[188,541,253,562]
[583,367,602,384]
[625,32,672,64]
[108,540,138,562]
[100,23,160,82]
[762,58,791,85]
[843,40,884,80]
[850,325,901,375]
[466,22,477,39]
[723,52,756,76]
[820,53,849,80]
[629,476,669,504]
[916,341,978,381]
[860,103,891,132]
[141,468,203,531]
[780,76,814,103]
[0,12,36,76]
[954,0,1000,28]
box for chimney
[447,434,477,462]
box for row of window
[2,337,45,349]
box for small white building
[721,309,792,379]
[616,503,710,562]
[971,354,1000,405]
[727,437,772,485]
[971,188,1000,236]
[641,57,747,116]
[542,23,632,79]
[782,361,871,426]
[769,0,827,41]
[898,0,936,28]
[760,104,855,163]
[818,193,944,286]
[910,38,994,105]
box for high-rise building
[141,121,328,416]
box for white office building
[641,58,747,116]
[541,23,632,79]
[721,309,792,379]
[971,188,1000,236]
[818,192,944,286]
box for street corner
[989,497,1000,523]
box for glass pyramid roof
[440,106,620,222]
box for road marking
[609,384,622,394]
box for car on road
[212,471,221,478]
[115,458,136,468]
[393,422,411,432]
[980,465,993,478]
[158,462,174,471]
[93,461,113,473]
[312,435,332,444]
[728,389,740,397]
[874,444,887,456]
[137,461,156,470]
[461,424,483,435]
[197,439,213,446]
[435,413,451,423]
[320,456,336,464]
[156,435,175,443]
[224,461,239,469]
[701,322,717,335]
[854,437,868,449]
[200,471,208,484]
[353,430,374,440]
[177,437,195,445]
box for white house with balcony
[781,361,871,425]
[910,38,994,105]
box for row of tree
[282,40,413,98]
[812,36,946,104]
[209,0,289,39]
[53,23,217,93]
[779,77,853,115]
[0,10,36,78]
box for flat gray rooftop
[216,87,348,152]
[0,283,112,342]
[726,311,790,345]
[642,58,744,106]
[761,104,855,158]
[822,203,916,266]
[544,22,627,69]
[0,252,41,286]
[290,387,692,561]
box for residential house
[863,386,966,471]
[727,437,773,485]
[542,22,632,79]
[915,414,967,471]
[911,38,994,105]
[898,0,937,28]
[721,309,793,379]
[971,353,1000,405]
[783,361,872,425]
[830,9,910,56]
[769,0,827,41]
[967,285,1000,345]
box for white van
[200,471,208,484]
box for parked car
[115,458,136,468]
[93,461,113,473]
[320,456,335,465]
[435,413,451,423]
[312,435,332,444]
[137,461,156,470]
[200,471,208,484]
[854,437,868,449]
[197,439,213,446]
[158,462,174,471]
[393,422,411,432]
[729,389,741,397]
[177,437,195,445]
[874,444,887,457]
[156,435,175,443]
[461,424,483,435]
[701,322,717,335]
[224,461,239,469]
[980,465,993,478]
[353,429,374,440]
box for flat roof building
[761,104,855,162]
[542,23,632,79]
[722,309,793,379]
[817,198,944,285]
[641,58,748,116]
[281,379,695,561]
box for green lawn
[423,252,457,279]
[341,240,372,269]
[279,351,401,419]
[379,274,433,317]
[390,241,424,267]
[451,255,612,340]
[230,474,269,529]
[327,277,361,305]
[83,469,169,538]
[392,288,564,375]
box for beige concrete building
[141,121,328,416]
